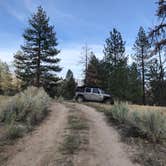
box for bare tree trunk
[158,48,164,82]
[36,34,41,88]
[142,47,146,105]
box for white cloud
[0,50,15,63]
[125,45,134,65]
[58,43,104,79]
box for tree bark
[142,47,146,105]
[36,34,41,88]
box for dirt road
[5,103,68,166]
[3,102,140,166]
[76,103,140,166]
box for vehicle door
[91,88,103,101]
[84,87,92,100]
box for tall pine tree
[148,0,166,105]
[103,28,128,100]
[133,27,151,105]
[63,70,76,99]
[104,28,126,67]
[127,62,142,104]
[14,6,61,95]
[86,53,101,87]
[149,0,166,53]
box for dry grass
[129,104,166,114]
[0,96,10,113]
[86,102,166,114]
[57,107,89,166]
[0,95,10,102]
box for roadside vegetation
[88,102,166,166]
[57,106,89,165]
[0,86,51,140]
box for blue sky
[0,0,157,79]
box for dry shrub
[105,103,166,142]
[105,102,129,123]
[0,86,51,139]
[130,110,166,142]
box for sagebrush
[104,103,166,142]
[0,86,51,139]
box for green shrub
[105,102,129,123]
[6,123,25,139]
[0,86,51,139]
[104,102,166,142]
[0,86,51,124]
[57,96,64,103]
[130,111,166,141]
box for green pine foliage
[103,28,128,100]
[63,70,76,100]
[86,54,102,87]
[133,27,151,105]
[14,6,61,96]
[127,63,142,103]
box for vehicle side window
[93,88,99,94]
[76,87,84,92]
[85,87,91,93]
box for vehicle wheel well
[76,95,84,100]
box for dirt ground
[76,103,140,166]
[3,103,68,166]
[2,102,140,166]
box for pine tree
[133,27,151,105]
[63,70,76,99]
[104,28,126,67]
[86,53,101,87]
[14,6,61,94]
[127,62,142,104]
[14,51,33,88]
[149,0,166,81]
[103,28,128,100]
[149,0,166,52]
[147,0,166,106]
[147,58,166,105]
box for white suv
[75,86,114,104]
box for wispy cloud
[1,1,28,22]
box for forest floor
[0,101,156,166]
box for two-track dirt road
[3,102,140,166]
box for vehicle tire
[104,98,111,104]
[110,98,114,105]
[77,96,84,103]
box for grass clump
[58,109,89,165]
[0,86,51,139]
[61,133,81,154]
[6,123,25,139]
[68,115,89,130]
[105,102,129,123]
[60,113,88,154]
